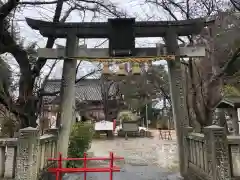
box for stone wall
[185,125,240,180]
[0,127,58,180]
[0,138,17,178]
[0,104,19,137]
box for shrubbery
[117,110,139,123]
[67,122,94,167]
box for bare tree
[146,0,240,128]
[117,64,170,112]
[230,0,240,11]
[0,0,125,128]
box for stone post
[231,108,239,135]
[46,128,58,158]
[15,127,39,180]
[204,125,231,180]
[57,33,78,166]
[183,126,193,175]
[164,30,189,179]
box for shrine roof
[43,79,117,104]
[215,97,240,109]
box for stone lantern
[215,97,240,135]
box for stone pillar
[58,34,78,165]
[204,125,231,180]
[215,108,228,134]
[231,108,239,135]
[15,127,39,180]
[164,30,189,179]
[184,126,193,175]
[46,128,58,157]
[0,143,5,177]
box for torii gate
[25,17,212,178]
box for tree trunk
[188,59,205,127]
[12,49,37,128]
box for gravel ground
[63,130,180,180]
[63,165,180,180]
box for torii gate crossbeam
[26,18,213,38]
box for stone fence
[0,127,58,180]
[185,125,240,180]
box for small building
[40,79,122,130]
[215,97,240,109]
[215,96,240,135]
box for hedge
[67,122,94,167]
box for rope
[34,55,175,62]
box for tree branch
[77,0,124,17]
[166,0,188,17]
[2,31,31,73]
[75,60,82,75]
[230,0,240,11]
[32,0,65,77]
[19,0,63,5]
[211,47,240,80]
[30,0,124,76]
[154,0,178,20]
[60,5,76,22]
[0,93,28,121]
[188,59,205,125]
[0,0,19,20]
[41,60,59,90]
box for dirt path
[88,130,178,170]
[63,130,180,180]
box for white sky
[7,0,173,79]
[16,0,171,47]
[1,0,178,104]
[1,0,231,109]
[0,0,186,107]
[17,0,166,48]
[3,0,230,81]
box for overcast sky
[17,0,170,48]
[4,0,172,81]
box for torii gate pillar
[57,34,78,161]
[164,31,189,179]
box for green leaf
[223,85,240,96]
[67,122,94,168]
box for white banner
[94,121,113,131]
